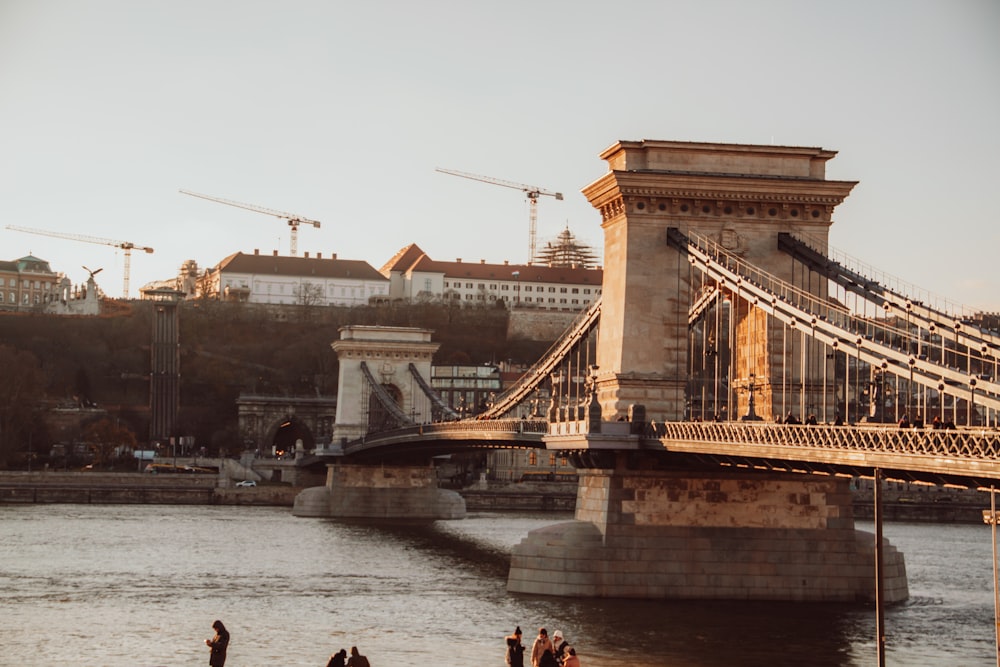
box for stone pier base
[292,464,465,520]
[507,468,908,602]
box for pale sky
[2,1,998,309]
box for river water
[0,504,996,666]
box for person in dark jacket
[506,626,525,667]
[205,620,230,667]
[346,646,370,667]
[327,648,348,667]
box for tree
[0,345,45,468]
[294,281,324,307]
[82,418,137,468]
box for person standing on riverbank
[205,620,229,667]
[327,648,347,667]
[505,626,525,666]
[346,646,370,667]
[531,628,555,667]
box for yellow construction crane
[5,225,153,299]
[180,189,320,257]
[435,168,563,263]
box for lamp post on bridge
[982,487,1000,667]
[511,271,520,307]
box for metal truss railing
[478,298,601,420]
[359,361,414,428]
[669,228,1000,412]
[646,420,1000,463]
[358,418,548,448]
[407,363,459,421]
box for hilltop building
[380,244,602,311]
[195,249,389,306]
[533,226,600,269]
[0,254,100,315]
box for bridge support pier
[292,463,465,520]
[508,463,908,602]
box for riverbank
[0,471,991,522]
[0,471,302,506]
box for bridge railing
[646,420,1000,462]
[360,418,549,444]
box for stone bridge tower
[330,326,439,444]
[582,140,857,421]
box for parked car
[235,480,256,487]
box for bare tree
[0,345,45,466]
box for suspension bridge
[294,139,1000,603]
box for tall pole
[986,487,1000,667]
[875,467,886,667]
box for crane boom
[5,224,153,299]
[435,168,563,263]
[179,189,320,256]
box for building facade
[0,255,63,312]
[200,250,389,306]
[380,244,603,311]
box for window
[559,287,567,293]
[524,286,532,292]
[465,294,473,300]
[501,285,509,291]
[583,288,591,294]
[571,288,579,294]
[477,283,485,290]
[0,292,4,303]
[465,282,473,289]
[423,278,432,292]
[559,298,567,304]
[548,287,555,293]
[443,281,449,288]
[529,451,537,465]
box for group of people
[326,646,371,667]
[203,620,372,667]
[505,626,581,667]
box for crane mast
[180,189,320,256]
[5,225,153,299]
[435,168,563,263]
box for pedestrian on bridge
[326,648,347,667]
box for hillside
[0,300,552,463]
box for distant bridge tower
[582,140,857,421]
[329,326,439,445]
[143,287,185,445]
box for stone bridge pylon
[583,139,857,423]
[294,325,464,520]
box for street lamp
[983,487,1000,667]
[511,271,520,306]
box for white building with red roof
[380,244,602,311]
[203,249,389,306]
